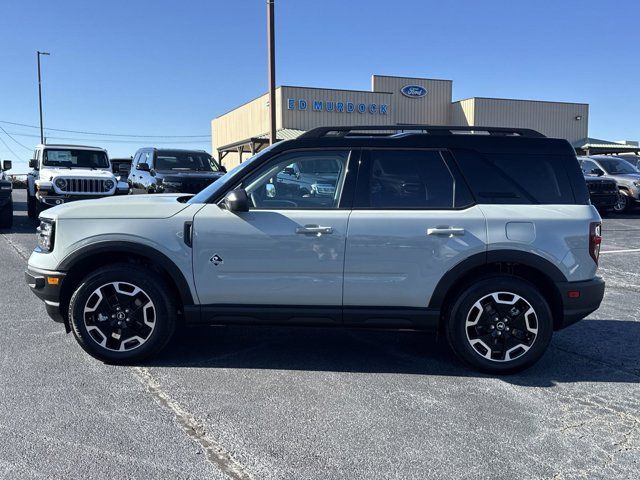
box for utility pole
[36,51,50,144]
[267,0,276,145]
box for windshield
[597,158,638,175]
[154,151,218,171]
[189,144,278,204]
[43,149,109,168]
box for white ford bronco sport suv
[27,144,127,218]
[26,126,605,374]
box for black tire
[613,190,629,213]
[0,200,12,229]
[68,264,177,363]
[445,275,553,374]
[27,193,37,219]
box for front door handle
[427,226,466,236]
[296,225,333,235]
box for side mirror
[283,167,296,176]
[137,162,150,172]
[29,159,38,169]
[223,188,249,212]
[591,168,605,176]
[2,160,11,171]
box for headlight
[104,179,115,191]
[36,219,55,252]
[54,178,67,190]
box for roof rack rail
[298,125,546,139]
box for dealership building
[212,74,594,168]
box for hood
[40,194,191,220]
[40,167,115,180]
[610,173,640,183]
[156,171,225,182]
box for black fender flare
[428,249,567,309]
[58,241,195,305]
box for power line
[0,120,210,138]
[0,133,23,161]
[4,131,209,145]
[0,126,32,151]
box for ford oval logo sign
[400,85,427,98]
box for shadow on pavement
[144,319,640,387]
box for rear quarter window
[451,149,585,204]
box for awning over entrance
[217,128,305,165]
[573,137,640,155]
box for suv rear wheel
[445,276,553,374]
[27,194,36,219]
[68,264,177,363]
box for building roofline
[280,85,393,94]
[372,74,453,83]
[213,89,276,120]
[453,96,589,106]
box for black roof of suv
[194,125,589,207]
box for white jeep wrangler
[27,144,127,218]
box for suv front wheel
[446,276,553,374]
[68,264,177,363]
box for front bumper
[36,193,115,207]
[25,267,66,324]
[554,276,605,329]
[590,193,617,209]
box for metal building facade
[212,75,589,168]
[452,97,588,144]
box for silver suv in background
[26,126,605,374]
[579,155,640,212]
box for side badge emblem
[209,254,224,266]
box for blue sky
[1,0,638,172]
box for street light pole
[36,51,50,144]
[267,0,276,145]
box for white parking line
[600,248,640,254]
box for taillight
[589,222,602,265]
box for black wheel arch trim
[58,241,195,305]
[428,249,567,309]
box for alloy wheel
[465,291,538,362]
[614,193,627,212]
[83,281,156,352]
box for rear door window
[355,150,472,209]
[451,150,576,204]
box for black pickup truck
[0,160,13,228]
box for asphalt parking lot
[1,189,638,480]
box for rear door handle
[427,226,466,236]
[296,225,334,235]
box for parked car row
[579,155,640,213]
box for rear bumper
[555,276,605,329]
[25,267,66,324]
